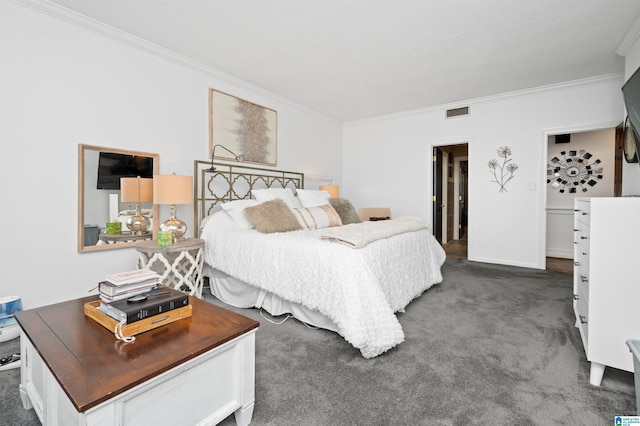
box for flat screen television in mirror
[622,67,640,165]
[97,152,154,190]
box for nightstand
[135,238,205,298]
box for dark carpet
[1,258,636,425]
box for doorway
[543,124,622,272]
[433,143,468,259]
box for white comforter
[202,212,446,358]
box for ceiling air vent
[446,106,469,118]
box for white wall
[343,76,626,269]
[0,1,342,309]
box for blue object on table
[0,296,22,342]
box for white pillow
[291,205,343,230]
[251,188,301,208]
[296,189,331,208]
[221,199,258,211]
[221,199,258,229]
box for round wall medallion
[546,150,603,194]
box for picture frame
[209,89,277,167]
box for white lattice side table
[135,238,205,298]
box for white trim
[546,248,573,259]
[345,74,624,127]
[616,13,640,57]
[10,0,340,125]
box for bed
[194,160,446,358]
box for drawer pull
[574,262,580,266]
[580,236,587,240]
[579,315,587,324]
[574,229,579,232]
[580,275,588,283]
[574,294,579,300]
[581,212,588,216]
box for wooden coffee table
[15,295,259,425]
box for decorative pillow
[243,199,303,234]
[251,188,301,208]
[221,199,258,230]
[291,204,343,230]
[296,189,331,208]
[329,198,361,225]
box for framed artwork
[209,89,277,167]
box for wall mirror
[78,144,159,253]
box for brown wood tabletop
[15,295,259,412]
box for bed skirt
[205,265,340,334]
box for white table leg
[19,384,32,410]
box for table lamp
[120,176,153,234]
[319,185,340,198]
[153,173,193,241]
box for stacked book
[98,269,189,324]
[99,269,161,303]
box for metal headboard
[193,160,305,236]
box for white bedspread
[202,212,446,358]
[321,216,427,248]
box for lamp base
[127,214,151,235]
[160,218,187,241]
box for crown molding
[10,0,340,124]
[345,73,624,127]
[617,13,640,56]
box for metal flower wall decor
[546,149,603,193]
[488,146,518,192]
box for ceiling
[46,0,640,122]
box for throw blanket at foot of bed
[320,216,427,248]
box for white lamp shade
[319,185,340,198]
[153,174,193,205]
[120,177,153,203]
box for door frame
[430,140,471,255]
[539,120,622,269]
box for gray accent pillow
[243,199,303,233]
[329,198,361,225]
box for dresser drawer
[575,200,591,228]
[574,227,590,247]
[577,273,589,304]
[574,241,589,272]
[575,283,589,351]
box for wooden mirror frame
[78,144,159,253]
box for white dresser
[573,197,640,386]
